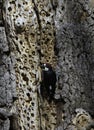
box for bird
[40,63,57,102]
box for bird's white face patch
[49,86,52,90]
[44,67,49,71]
[42,63,49,71]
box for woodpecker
[40,63,57,102]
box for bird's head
[40,63,52,71]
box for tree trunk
[0,0,94,130]
[0,1,17,130]
[55,0,94,129]
[3,0,56,130]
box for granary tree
[0,0,94,130]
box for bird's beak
[39,63,44,68]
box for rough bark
[55,0,94,129]
[3,0,57,130]
[0,0,94,130]
[0,1,17,129]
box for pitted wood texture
[3,0,57,130]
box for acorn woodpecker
[40,63,57,102]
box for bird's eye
[44,64,46,67]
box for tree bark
[3,0,57,130]
[0,1,17,129]
[55,0,94,129]
[0,0,94,130]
